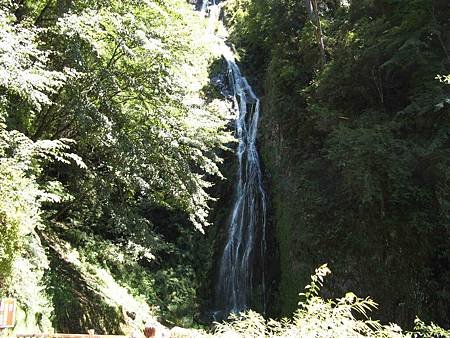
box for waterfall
[198,0,268,319]
[199,0,216,13]
[215,51,267,317]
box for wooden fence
[15,334,128,338]
[4,329,130,338]
[3,324,174,338]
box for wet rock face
[257,44,450,329]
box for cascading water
[197,0,267,319]
[200,0,216,12]
[215,51,267,317]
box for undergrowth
[211,265,450,338]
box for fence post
[143,325,155,338]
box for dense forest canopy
[224,0,449,329]
[0,0,232,331]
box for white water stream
[199,0,268,318]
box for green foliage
[67,224,206,327]
[44,0,231,231]
[0,7,83,328]
[414,318,450,338]
[213,265,401,337]
[212,265,450,338]
[0,8,67,115]
[437,74,450,84]
[225,0,450,328]
[1,0,231,331]
[43,232,154,334]
[0,114,82,332]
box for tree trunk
[311,0,327,66]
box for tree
[0,0,232,329]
